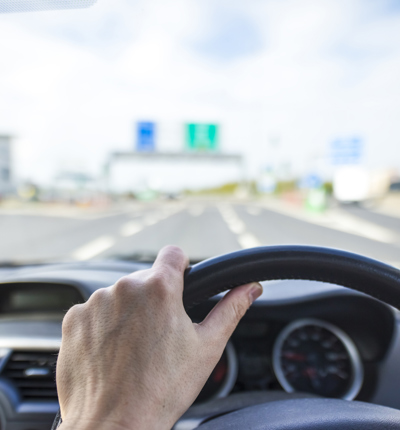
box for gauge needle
[282,352,306,361]
[304,367,317,379]
[304,367,322,390]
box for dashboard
[0,261,397,429]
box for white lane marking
[71,236,115,261]
[120,221,143,237]
[238,233,262,248]
[246,206,261,216]
[144,215,160,225]
[120,204,186,237]
[0,208,130,220]
[218,204,262,249]
[129,212,144,219]
[227,219,246,234]
[260,200,398,244]
[188,205,204,217]
[324,211,395,243]
[71,204,186,260]
[79,210,133,220]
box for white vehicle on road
[333,166,391,204]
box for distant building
[106,151,244,194]
[0,135,13,195]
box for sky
[1,0,400,186]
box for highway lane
[0,203,177,262]
[99,200,400,266]
[0,200,400,267]
[342,205,400,235]
[235,204,400,264]
[102,204,241,262]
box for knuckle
[148,271,170,296]
[149,270,167,287]
[62,304,83,334]
[231,299,248,322]
[113,276,135,296]
[88,287,108,304]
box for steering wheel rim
[183,245,400,310]
[195,398,400,430]
[181,245,400,429]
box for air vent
[2,351,58,401]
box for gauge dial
[194,341,238,404]
[272,319,363,400]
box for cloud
[0,0,400,185]
[190,6,264,61]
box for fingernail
[249,283,263,304]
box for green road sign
[185,123,219,151]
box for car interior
[0,246,399,429]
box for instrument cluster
[197,318,365,403]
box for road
[1,198,400,267]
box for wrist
[59,412,172,430]
[59,419,126,430]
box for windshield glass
[1,0,400,265]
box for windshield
[1,0,400,265]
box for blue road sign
[301,173,323,189]
[136,121,155,152]
[330,137,363,165]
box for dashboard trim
[0,338,61,350]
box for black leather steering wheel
[53,245,400,430]
[182,245,400,429]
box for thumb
[197,283,263,345]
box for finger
[197,283,263,345]
[152,245,189,286]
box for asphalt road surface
[1,198,400,267]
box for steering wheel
[52,245,400,430]
[181,245,400,430]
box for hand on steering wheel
[55,246,262,430]
[55,244,400,430]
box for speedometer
[272,319,363,400]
